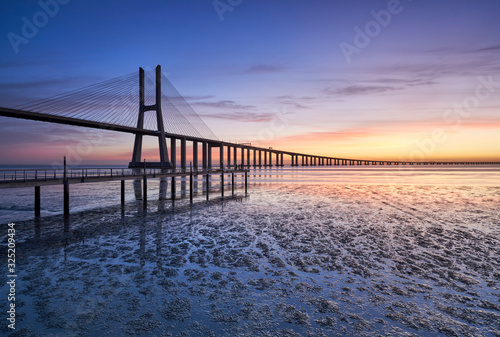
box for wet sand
[1,184,499,336]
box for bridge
[1,65,498,218]
[2,65,498,170]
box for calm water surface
[0,166,499,336]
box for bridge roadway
[1,107,499,167]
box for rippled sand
[2,184,500,336]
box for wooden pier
[0,163,249,218]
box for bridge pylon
[129,65,172,169]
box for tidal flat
[1,183,500,336]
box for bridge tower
[129,65,172,169]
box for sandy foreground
[1,184,500,336]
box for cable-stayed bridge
[0,65,498,169]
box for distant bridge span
[1,65,498,168]
[2,106,498,167]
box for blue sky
[1,0,499,164]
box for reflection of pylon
[129,65,172,168]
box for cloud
[279,100,310,109]
[371,78,435,87]
[246,64,288,74]
[475,45,500,52]
[192,100,255,110]
[182,95,216,101]
[324,85,401,97]
[199,111,275,122]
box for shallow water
[1,168,500,336]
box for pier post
[206,173,210,200]
[190,164,193,204]
[245,170,248,195]
[143,175,147,208]
[63,156,69,218]
[121,180,125,205]
[34,186,40,217]
[63,181,69,217]
[232,171,235,196]
[221,167,224,198]
[171,176,175,200]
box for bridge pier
[247,148,250,168]
[208,144,212,169]
[193,141,198,171]
[202,141,208,169]
[241,147,245,168]
[171,138,176,168]
[219,144,224,169]
[233,146,237,168]
[227,146,231,169]
[259,150,262,167]
[181,138,187,172]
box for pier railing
[0,167,241,183]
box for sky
[0,0,499,165]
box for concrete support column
[170,138,176,168]
[259,151,262,167]
[302,156,305,166]
[241,147,245,168]
[180,138,186,171]
[207,144,212,169]
[264,151,268,166]
[202,141,208,169]
[233,146,237,167]
[280,153,284,166]
[192,141,198,171]
[227,146,231,169]
[247,148,250,167]
[220,144,224,169]
[253,149,257,167]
